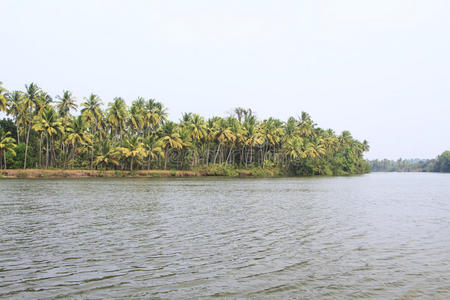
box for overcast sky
[1,0,449,159]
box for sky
[1,0,449,159]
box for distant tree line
[369,151,450,173]
[0,81,370,175]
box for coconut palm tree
[129,97,146,136]
[160,121,183,169]
[117,136,146,171]
[213,118,236,164]
[283,136,305,167]
[94,142,121,170]
[107,97,128,138]
[0,129,16,169]
[0,82,8,112]
[81,94,103,132]
[6,91,24,144]
[184,113,206,166]
[22,83,40,169]
[143,135,164,170]
[32,106,63,168]
[0,80,371,175]
[56,90,77,117]
[66,116,92,166]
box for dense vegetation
[0,82,370,176]
[370,151,450,173]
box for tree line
[0,81,370,175]
[370,151,450,173]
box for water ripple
[1,173,449,298]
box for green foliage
[8,143,33,169]
[0,81,371,176]
[195,164,239,177]
[249,166,277,177]
[432,151,450,173]
[370,151,450,173]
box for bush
[194,164,239,176]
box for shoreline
[0,168,275,179]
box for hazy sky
[1,0,449,159]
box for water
[0,173,449,299]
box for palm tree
[0,82,8,112]
[258,118,284,165]
[6,91,24,144]
[81,94,103,167]
[117,136,146,171]
[213,118,236,164]
[32,106,63,168]
[66,116,92,167]
[284,137,305,167]
[184,113,206,166]
[81,94,103,131]
[0,129,16,170]
[0,80,372,175]
[129,97,146,136]
[143,135,164,170]
[242,121,263,166]
[145,99,167,134]
[94,142,120,170]
[160,121,183,169]
[23,83,40,169]
[107,97,128,138]
[56,90,77,117]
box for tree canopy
[0,82,371,175]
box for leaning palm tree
[213,118,236,164]
[0,129,17,170]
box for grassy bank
[0,166,283,179]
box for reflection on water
[1,173,449,298]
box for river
[1,173,449,298]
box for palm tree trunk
[46,134,49,169]
[226,145,234,165]
[4,150,7,169]
[213,144,220,164]
[23,123,31,169]
[164,149,168,169]
[16,122,20,144]
[39,132,43,168]
[90,148,94,169]
[72,141,76,168]
[206,142,210,165]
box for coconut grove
[0,82,370,176]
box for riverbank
[0,167,281,179]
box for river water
[0,173,449,299]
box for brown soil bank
[0,169,200,179]
[0,168,277,179]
